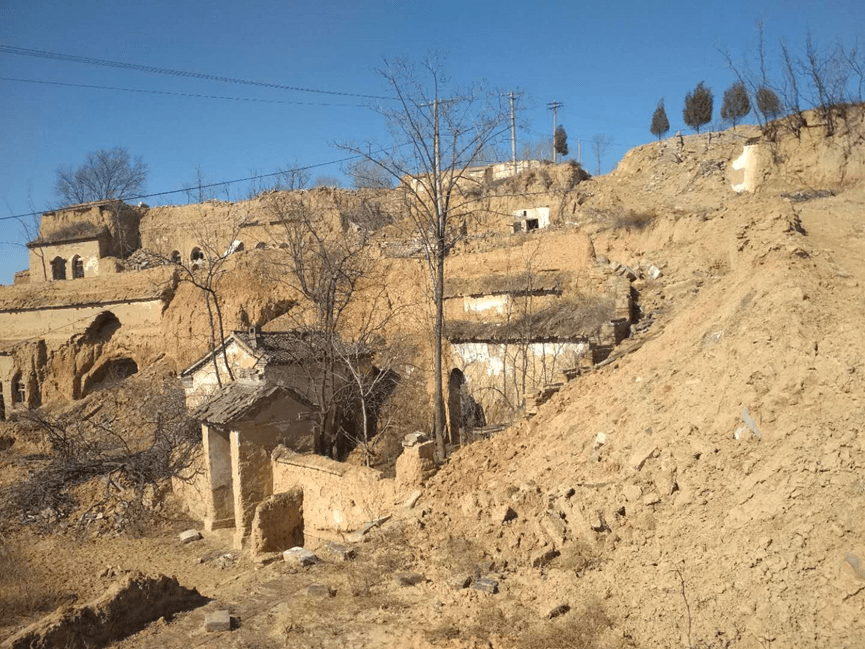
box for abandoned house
[177,328,397,548]
[189,380,318,547]
[24,200,143,284]
[511,206,550,233]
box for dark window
[526,219,539,231]
[512,222,523,233]
[51,257,67,280]
[11,373,24,405]
[72,256,84,279]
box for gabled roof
[191,380,315,426]
[180,329,368,378]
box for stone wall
[271,450,398,537]
[249,488,304,556]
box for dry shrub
[519,600,614,649]
[0,374,199,536]
[426,604,521,646]
[611,208,655,231]
[552,540,602,576]
[373,373,432,477]
[345,524,414,598]
[0,537,70,632]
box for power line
[0,154,369,222]
[0,44,393,101]
[0,76,370,107]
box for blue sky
[1,0,861,284]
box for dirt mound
[410,123,865,647]
[1,573,207,649]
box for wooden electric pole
[548,101,563,163]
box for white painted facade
[463,294,510,315]
[512,206,551,232]
[731,144,758,193]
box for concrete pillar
[230,429,274,549]
[202,424,235,532]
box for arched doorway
[81,357,139,396]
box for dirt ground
[2,113,864,648]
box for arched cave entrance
[82,311,121,344]
[81,357,139,397]
[170,250,182,264]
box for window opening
[11,373,24,405]
[51,257,67,280]
[526,219,539,231]
[72,256,84,279]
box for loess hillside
[1,108,864,648]
[408,112,865,648]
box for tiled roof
[234,330,369,364]
[191,380,314,425]
[234,330,332,364]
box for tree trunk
[204,291,222,388]
[211,289,234,381]
[433,235,446,459]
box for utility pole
[578,137,582,166]
[501,91,522,175]
[548,101,563,163]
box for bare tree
[344,158,394,189]
[54,147,147,207]
[146,189,247,388]
[314,175,343,188]
[245,162,310,199]
[263,193,374,457]
[338,55,510,457]
[591,134,611,175]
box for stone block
[450,574,472,590]
[473,577,499,594]
[204,609,231,633]
[283,547,319,567]
[321,542,355,562]
[622,484,643,503]
[402,432,429,447]
[250,488,303,559]
[628,440,658,471]
[179,529,202,544]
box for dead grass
[518,600,614,649]
[0,537,70,637]
[446,293,615,342]
[610,208,656,231]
